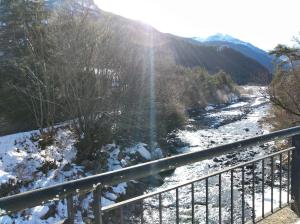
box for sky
[95,0,300,51]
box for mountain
[43,1,273,84]
[193,34,274,73]
[164,35,271,84]
[95,8,273,84]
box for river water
[138,86,288,224]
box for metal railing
[1,126,300,223]
[101,147,294,223]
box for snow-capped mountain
[194,33,245,44]
[193,34,275,73]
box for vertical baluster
[219,174,222,224]
[231,170,234,224]
[279,154,282,208]
[191,183,194,224]
[262,159,265,218]
[67,194,74,223]
[176,188,179,224]
[252,162,255,223]
[159,193,162,224]
[206,177,209,224]
[120,206,124,224]
[271,156,274,213]
[140,200,144,224]
[93,184,102,224]
[242,166,245,224]
[287,150,291,204]
[291,135,300,217]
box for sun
[95,0,166,27]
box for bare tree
[267,37,300,128]
[7,0,59,135]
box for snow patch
[206,110,244,118]
[151,148,163,160]
[0,170,16,184]
[112,182,127,195]
[205,105,215,111]
[0,215,13,224]
[225,101,248,109]
[101,197,115,207]
[251,97,268,107]
[0,127,81,222]
[227,93,239,102]
[126,143,151,161]
[107,145,123,171]
[31,205,49,218]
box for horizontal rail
[0,126,300,213]
[102,147,295,212]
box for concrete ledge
[257,207,300,224]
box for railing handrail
[102,146,295,212]
[1,126,300,213]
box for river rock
[140,174,164,186]
[213,157,223,163]
[259,144,267,148]
[160,168,176,176]
[125,143,152,163]
[41,204,56,220]
[223,160,231,166]
[226,153,236,159]
[125,181,146,198]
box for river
[138,86,288,224]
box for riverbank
[0,86,269,223]
[141,86,276,223]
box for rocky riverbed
[0,86,287,224]
[135,86,289,224]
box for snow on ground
[251,96,268,107]
[241,86,266,97]
[206,109,244,118]
[0,126,157,223]
[125,143,152,161]
[205,105,215,111]
[227,93,239,102]
[0,128,84,223]
[143,86,275,223]
[225,101,248,109]
[0,85,269,223]
[0,170,15,185]
[0,128,78,188]
[248,187,288,218]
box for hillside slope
[52,1,272,85]
[101,13,272,84]
[193,34,274,73]
[167,35,271,84]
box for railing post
[292,135,300,216]
[66,194,75,223]
[93,184,103,224]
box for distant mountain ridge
[47,1,272,85]
[193,34,274,73]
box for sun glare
[97,0,300,50]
